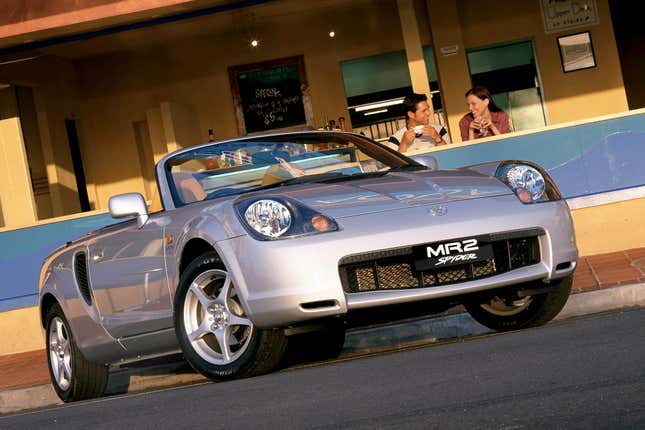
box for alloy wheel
[182,269,253,365]
[49,316,73,391]
[480,295,533,316]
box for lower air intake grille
[339,231,541,294]
[74,252,92,305]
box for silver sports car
[39,131,578,402]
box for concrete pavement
[4,309,645,429]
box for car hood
[271,170,514,219]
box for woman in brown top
[459,86,511,141]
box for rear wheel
[464,275,572,331]
[175,252,287,381]
[45,303,108,402]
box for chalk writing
[235,63,307,133]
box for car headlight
[235,196,338,240]
[496,162,562,204]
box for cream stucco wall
[456,0,627,125]
[571,197,645,256]
[429,0,627,140]
[0,306,43,356]
[0,0,631,213]
[0,56,84,219]
[70,0,412,208]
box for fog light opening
[555,261,573,271]
[300,300,338,310]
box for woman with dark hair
[459,86,510,141]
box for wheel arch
[41,292,60,328]
[179,237,219,275]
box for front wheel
[45,303,108,402]
[464,275,572,331]
[175,252,287,381]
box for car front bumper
[216,195,578,328]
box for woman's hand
[480,117,501,136]
[467,118,479,140]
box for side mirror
[411,155,439,171]
[109,193,149,228]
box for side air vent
[74,252,92,305]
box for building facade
[1,0,645,356]
[0,0,632,227]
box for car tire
[175,251,287,381]
[285,320,346,364]
[45,303,108,402]
[464,274,573,331]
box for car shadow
[104,353,199,395]
[102,310,491,396]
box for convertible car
[39,131,578,402]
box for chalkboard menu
[229,56,313,135]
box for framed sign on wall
[557,31,597,73]
[228,55,314,135]
[539,0,598,34]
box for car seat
[173,171,207,204]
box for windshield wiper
[244,171,389,193]
[388,164,428,172]
[204,187,247,200]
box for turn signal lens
[311,214,332,232]
[516,187,533,203]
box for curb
[557,282,645,319]
[0,385,60,414]
[2,282,644,415]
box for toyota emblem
[429,205,448,216]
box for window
[467,40,547,132]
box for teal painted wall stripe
[0,213,117,312]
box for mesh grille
[376,262,418,289]
[340,234,539,294]
[354,265,377,292]
[472,259,496,277]
[509,238,540,269]
[436,267,469,283]
[74,252,92,305]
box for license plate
[413,238,493,271]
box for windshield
[164,132,417,207]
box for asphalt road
[3,308,645,429]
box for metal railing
[353,110,446,142]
